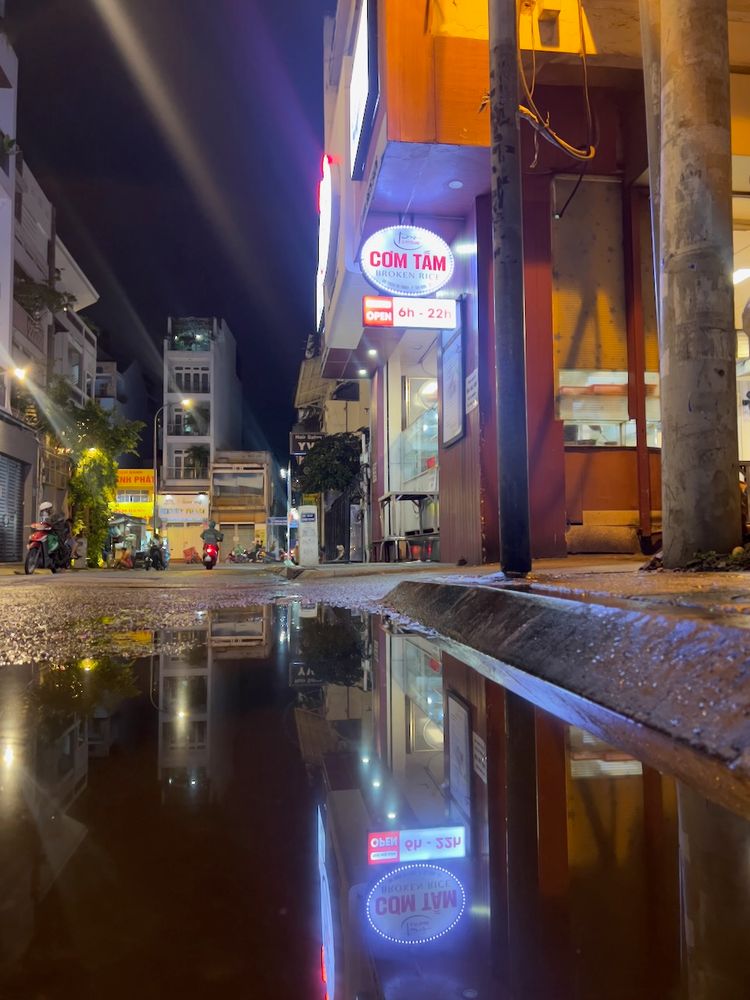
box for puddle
[0,603,747,997]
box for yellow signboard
[117,469,154,489]
[111,502,153,521]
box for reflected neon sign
[367,825,466,865]
[366,864,466,944]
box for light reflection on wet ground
[1,602,748,998]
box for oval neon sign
[360,226,455,297]
[365,863,466,945]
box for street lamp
[280,463,291,553]
[153,398,192,536]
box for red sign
[362,296,394,327]
[368,831,400,865]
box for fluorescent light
[453,242,477,257]
[367,348,378,357]
[734,268,750,285]
[358,368,368,377]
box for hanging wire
[516,0,596,162]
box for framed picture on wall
[447,692,472,821]
[441,331,464,447]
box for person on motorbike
[38,501,73,567]
[200,520,224,546]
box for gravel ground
[0,567,437,665]
[4,557,750,665]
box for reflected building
[156,607,274,802]
[309,613,692,1000]
[156,626,211,801]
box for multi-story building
[158,316,241,558]
[313,0,750,565]
[210,450,274,553]
[0,30,32,562]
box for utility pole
[639,0,661,328]
[659,0,740,566]
[489,0,531,576]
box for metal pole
[639,0,661,335]
[489,0,531,576]
[152,405,163,538]
[286,461,291,554]
[659,0,739,565]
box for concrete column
[659,0,740,566]
[678,783,750,998]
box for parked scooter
[202,541,219,570]
[24,521,72,574]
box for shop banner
[157,493,209,523]
[116,469,154,489]
[361,226,455,297]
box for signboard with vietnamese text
[361,226,455,297]
[367,826,466,865]
[157,493,209,523]
[362,295,458,330]
[366,864,466,945]
[116,469,154,489]
[290,431,324,456]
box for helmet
[208,519,216,529]
[39,501,53,513]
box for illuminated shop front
[311,0,750,565]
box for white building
[159,316,242,558]
[0,31,32,562]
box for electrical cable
[516,0,596,163]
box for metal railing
[166,424,210,437]
[164,467,210,481]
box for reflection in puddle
[0,604,749,997]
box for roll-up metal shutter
[0,453,24,562]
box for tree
[299,611,365,688]
[30,378,144,565]
[300,433,360,494]
[185,444,210,475]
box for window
[117,490,149,504]
[403,376,438,431]
[68,348,82,388]
[174,366,210,394]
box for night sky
[6,0,335,460]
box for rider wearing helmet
[200,519,224,545]
[39,501,73,555]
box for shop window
[552,178,661,447]
[403,376,438,431]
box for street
[0,563,427,666]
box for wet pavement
[2,600,750,998]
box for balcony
[166,424,210,437]
[12,300,46,355]
[164,467,210,482]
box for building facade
[312,0,750,565]
[0,23,99,560]
[158,316,242,558]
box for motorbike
[149,542,167,571]
[228,549,250,563]
[25,522,72,575]
[202,541,219,570]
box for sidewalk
[381,556,750,820]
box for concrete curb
[383,579,750,819]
